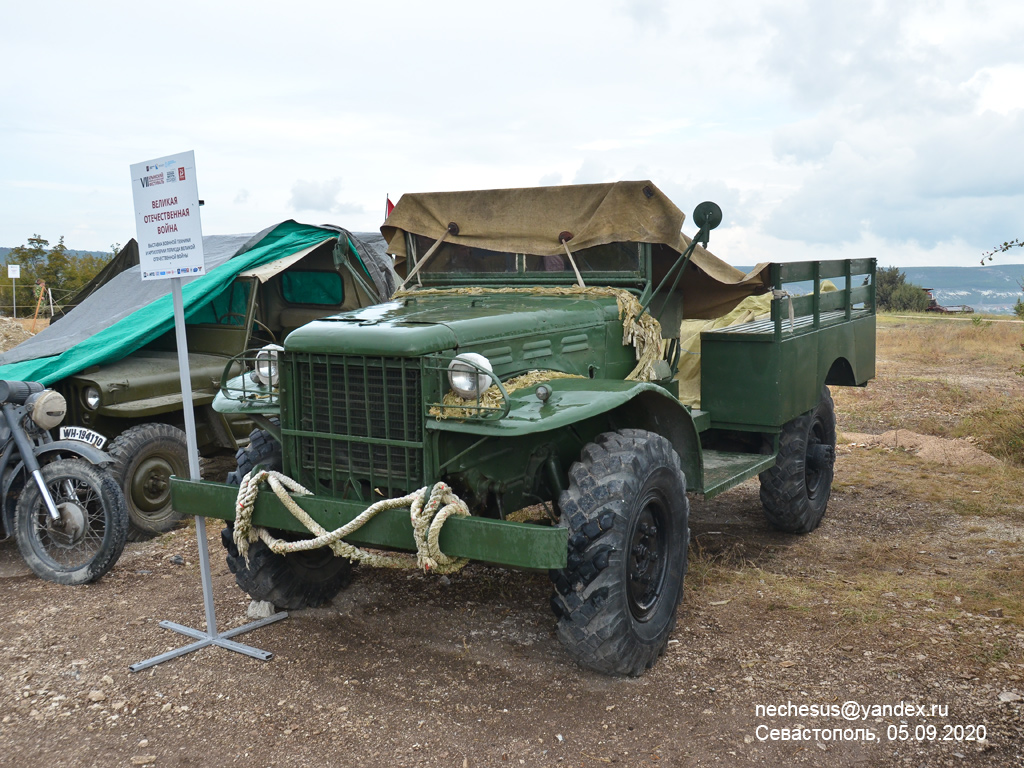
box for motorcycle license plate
[59,426,108,450]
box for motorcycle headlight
[252,344,284,387]
[26,390,67,430]
[83,386,101,410]
[447,353,494,400]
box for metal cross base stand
[129,517,288,672]
[130,278,287,672]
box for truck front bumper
[170,478,568,570]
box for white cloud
[972,64,1024,115]
[2,0,1024,267]
[289,179,343,213]
[287,179,362,216]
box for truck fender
[429,379,703,490]
[604,389,703,489]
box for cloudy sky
[2,0,1022,267]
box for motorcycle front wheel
[14,459,129,585]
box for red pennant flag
[385,195,395,220]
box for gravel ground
[0,318,1021,766]
[0,442,1021,767]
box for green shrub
[890,283,930,312]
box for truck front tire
[551,429,689,676]
[222,428,352,610]
[759,386,836,534]
[106,423,190,541]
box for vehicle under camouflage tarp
[173,181,876,676]
[0,220,397,541]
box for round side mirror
[692,201,723,232]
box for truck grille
[287,354,423,498]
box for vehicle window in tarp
[281,271,344,306]
[188,280,252,325]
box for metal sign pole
[127,151,286,671]
[129,279,286,673]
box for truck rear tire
[758,386,836,534]
[222,428,352,610]
[550,429,689,676]
[106,423,190,541]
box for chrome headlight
[83,386,101,410]
[252,344,284,387]
[26,390,67,430]
[447,353,494,400]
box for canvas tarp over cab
[381,180,770,317]
[50,240,142,321]
[0,221,394,386]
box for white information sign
[7,264,20,279]
[130,150,205,281]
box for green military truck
[172,182,875,676]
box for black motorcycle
[0,380,128,585]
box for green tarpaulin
[0,221,340,385]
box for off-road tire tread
[226,426,281,486]
[222,427,352,610]
[550,429,689,676]
[758,386,836,534]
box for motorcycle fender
[32,440,113,466]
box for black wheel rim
[130,449,185,517]
[627,489,671,622]
[30,475,107,570]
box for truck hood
[284,294,620,356]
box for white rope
[233,470,471,574]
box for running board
[701,450,776,499]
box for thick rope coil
[233,470,470,574]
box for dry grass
[688,309,1024,651]
[834,312,1024,464]
[686,416,1024,677]
[876,312,1023,368]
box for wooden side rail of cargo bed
[714,258,876,343]
[707,307,874,341]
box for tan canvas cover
[381,181,768,315]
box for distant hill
[733,263,1024,315]
[901,264,1024,314]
